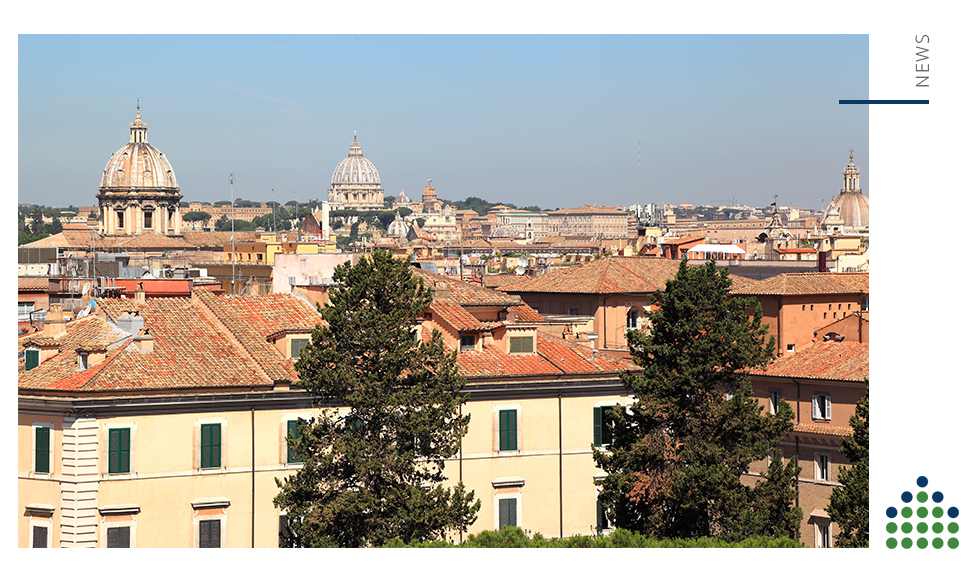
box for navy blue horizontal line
[839,100,929,104]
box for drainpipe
[792,379,801,508]
[559,390,564,538]
[602,295,609,349]
[458,401,464,545]
[777,296,783,357]
[251,407,256,548]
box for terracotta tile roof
[733,272,869,296]
[119,231,191,249]
[111,279,193,297]
[499,257,756,296]
[19,277,50,292]
[414,268,523,306]
[793,423,854,437]
[19,316,131,390]
[509,302,545,323]
[750,341,868,382]
[431,299,499,331]
[181,231,258,248]
[483,274,525,289]
[455,332,637,379]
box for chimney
[45,304,67,338]
[133,327,154,353]
[117,310,145,337]
[134,281,147,304]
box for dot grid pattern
[886,476,959,549]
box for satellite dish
[78,306,91,318]
[515,266,526,276]
[518,257,529,267]
[82,282,91,296]
[461,254,470,265]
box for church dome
[99,109,180,194]
[331,134,381,187]
[387,211,410,238]
[824,153,869,229]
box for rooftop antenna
[638,141,641,218]
[271,187,276,233]
[229,173,236,294]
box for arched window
[626,308,640,330]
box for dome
[395,189,410,204]
[331,134,381,187]
[824,153,869,229]
[99,109,179,194]
[387,212,410,238]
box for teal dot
[948,522,959,534]
[901,522,913,534]
[949,538,959,549]
[902,537,913,549]
[933,507,944,518]
[917,537,929,549]
[933,537,944,549]
[918,522,929,534]
[886,537,897,549]
[933,522,944,534]
[918,507,929,518]
[886,522,898,534]
[902,506,913,518]
[917,491,928,502]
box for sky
[18,34,868,212]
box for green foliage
[275,250,480,547]
[215,218,257,231]
[182,211,212,224]
[827,384,869,547]
[380,527,803,548]
[595,259,798,541]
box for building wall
[754,294,866,357]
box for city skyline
[19,35,868,212]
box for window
[25,348,40,371]
[593,406,613,447]
[32,525,48,548]
[596,497,609,532]
[769,390,781,415]
[786,344,795,352]
[812,394,831,420]
[117,211,124,229]
[816,453,830,481]
[499,409,518,452]
[286,419,302,464]
[35,426,51,473]
[144,211,152,229]
[201,423,221,469]
[568,308,579,316]
[18,301,35,319]
[106,526,130,548]
[498,498,518,529]
[290,338,309,359]
[815,521,831,548]
[626,309,640,330]
[108,428,130,474]
[199,519,221,548]
[509,336,534,353]
[460,335,476,351]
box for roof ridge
[191,292,275,385]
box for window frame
[108,427,131,474]
[815,520,831,548]
[593,405,614,448]
[194,418,227,471]
[815,452,831,482]
[626,308,640,330]
[106,525,132,548]
[509,335,534,354]
[769,390,782,415]
[31,523,51,548]
[460,334,477,351]
[198,519,222,548]
[812,393,831,421]
[495,405,521,454]
[34,424,53,474]
[25,348,40,371]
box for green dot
[901,522,913,534]
[933,522,944,533]
[901,537,913,549]
[918,507,929,518]
[886,537,898,549]
[917,537,929,549]
[948,538,959,549]
[948,522,959,534]
[917,491,928,502]
[918,522,929,534]
[902,507,913,518]
[886,522,898,533]
[933,537,944,549]
[933,507,944,518]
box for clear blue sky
[19,34,867,211]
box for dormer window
[25,348,40,371]
[78,351,90,371]
[460,335,477,351]
[509,336,534,354]
[290,338,310,360]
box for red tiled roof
[111,279,193,297]
[19,277,49,292]
[119,231,191,249]
[793,423,854,437]
[750,341,868,382]
[431,299,499,331]
[733,272,869,296]
[414,268,523,306]
[499,257,754,296]
[455,332,638,379]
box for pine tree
[827,385,869,547]
[595,259,798,540]
[274,250,480,547]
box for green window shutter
[32,525,47,548]
[201,424,221,468]
[35,427,50,473]
[499,410,517,451]
[107,526,130,548]
[109,428,130,474]
[26,349,39,371]
[286,420,301,464]
[593,407,603,446]
[499,498,517,529]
